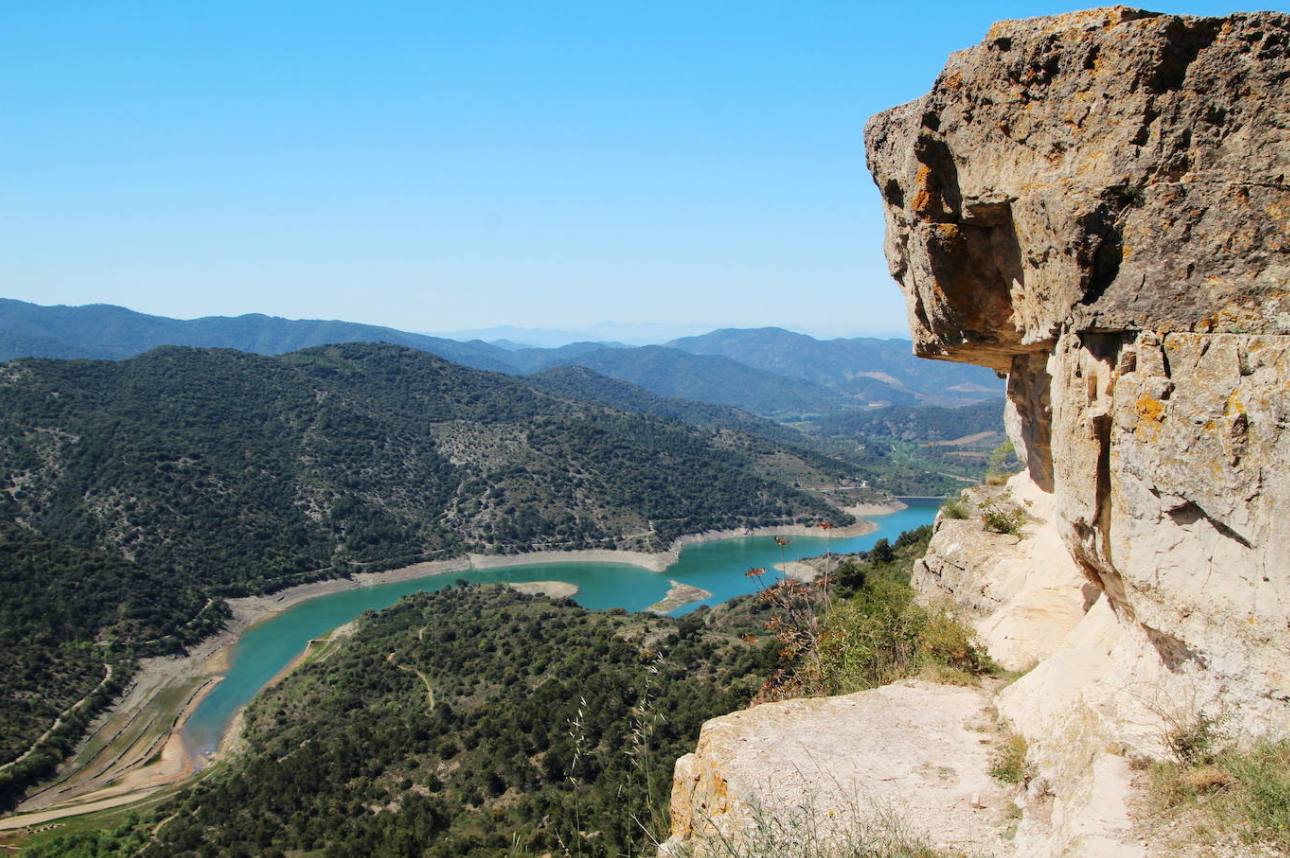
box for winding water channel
[182,500,940,757]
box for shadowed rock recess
[664,8,1287,857]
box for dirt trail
[387,651,435,711]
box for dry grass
[988,731,1032,787]
[670,794,962,858]
[1148,722,1290,853]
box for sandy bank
[220,501,904,634]
[648,581,714,614]
[777,560,821,582]
[844,499,907,516]
[506,581,579,599]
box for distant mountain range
[426,321,715,347]
[0,299,515,372]
[0,299,1001,416]
[667,328,1002,402]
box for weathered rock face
[912,474,1088,671]
[661,681,1014,857]
[867,7,1289,371]
[865,6,1289,855]
[867,1,1289,716]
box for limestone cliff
[866,0,1288,738]
[663,8,1287,857]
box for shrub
[1166,712,1222,765]
[939,497,969,520]
[989,730,1033,786]
[979,502,1025,536]
[810,583,992,695]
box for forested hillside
[29,585,775,857]
[0,301,1001,416]
[0,299,514,371]
[530,344,874,416]
[668,327,1002,403]
[805,399,1006,441]
[527,365,806,445]
[0,343,847,802]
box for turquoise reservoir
[183,500,939,756]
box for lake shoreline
[221,505,894,636]
[4,502,905,828]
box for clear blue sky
[1,1,1269,337]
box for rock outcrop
[664,8,1287,857]
[912,476,1088,672]
[866,7,1288,855]
[663,681,1014,857]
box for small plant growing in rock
[1166,712,1223,765]
[989,730,1034,786]
[939,496,969,520]
[980,502,1026,536]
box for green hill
[668,327,1002,404]
[527,364,804,444]
[531,344,871,417]
[0,298,516,372]
[27,585,774,857]
[0,343,848,803]
[0,301,997,416]
[806,399,1007,441]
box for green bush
[1166,712,1222,765]
[980,501,1026,536]
[812,583,992,695]
[939,496,969,520]
[989,731,1033,786]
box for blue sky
[1,1,1270,338]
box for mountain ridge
[0,300,1001,416]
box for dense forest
[529,366,1009,497]
[0,342,848,801]
[29,585,778,857]
[803,399,1005,442]
[791,400,1008,496]
[528,364,805,444]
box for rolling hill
[0,301,992,416]
[668,327,1002,403]
[0,298,515,372]
[523,344,880,416]
[0,342,850,804]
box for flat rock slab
[663,679,1014,856]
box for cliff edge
[663,8,1287,856]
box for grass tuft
[988,730,1032,787]
[939,497,969,520]
[672,793,958,858]
[1149,722,1290,853]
